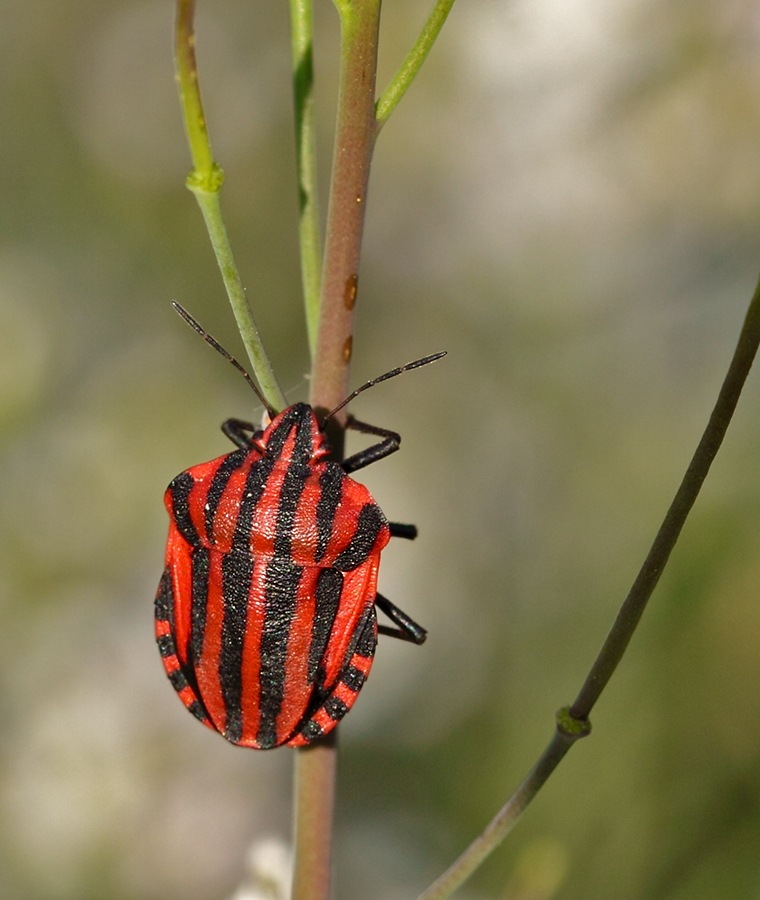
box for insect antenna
[323,351,447,423]
[172,302,276,418]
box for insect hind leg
[375,592,427,644]
[389,522,417,540]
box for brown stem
[292,733,338,900]
[309,1,382,416]
[292,6,382,900]
[571,274,760,719]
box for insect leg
[341,416,401,474]
[388,522,417,540]
[375,592,427,644]
[222,418,263,450]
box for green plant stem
[416,273,760,900]
[175,0,286,412]
[375,0,457,132]
[571,276,760,719]
[292,733,338,900]
[290,0,322,359]
[309,0,382,416]
[191,189,287,412]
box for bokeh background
[3,0,760,898]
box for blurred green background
[3,0,760,898]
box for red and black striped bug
[155,304,445,748]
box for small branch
[571,274,760,719]
[289,0,322,359]
[310,0,382,415]
[175,0,214,181]
[416,273,760,900]
[175,0,286,412]
[292,734,338,900]
[374,0,457,133]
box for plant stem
[571,275,760,719]
[309,0,382,415]
[190,189,287,412]
[175,0,286,412]
[292,733,338,900]
[375,0,458,132]
[416,273,760,900]
[290,7,382,899]
[290,0,322,359]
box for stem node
[555,707,592,740]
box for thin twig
[416,273,760,900]
[175,0,286,412]
[289,0,322,358]
[571,275,760,719]
[375,0,458,132]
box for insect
[155,303,445,748]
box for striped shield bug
[155,304,445,748]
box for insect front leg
[375,592,427,645]
[341,416,401,474]
[222,418,264,450]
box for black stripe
[315,465,343,562]
[190,548,210,665]
[341,665,366,692]
[265,404,314,463]
[333,504,386,571]
[308,569,343,682]
[157,634,174,657]
[299,719,323,743]
[205,448,249,543]
[231,455,276,552]
[169,668,188,692]
[187,700,208,722]
[219,550,254,743]
[256,557,302,749]
[324,696,348,721]
[273,459,310,558]
[154,569,174,625]
[353,606,377,659]
[169,473,200,546]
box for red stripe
[165,522,193,665]
[249,430,297,557]
[274,567,318,743]
[194,549,227,733]
[320,558,380,687]
[207,454,257,553]
[238,557,268,746]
